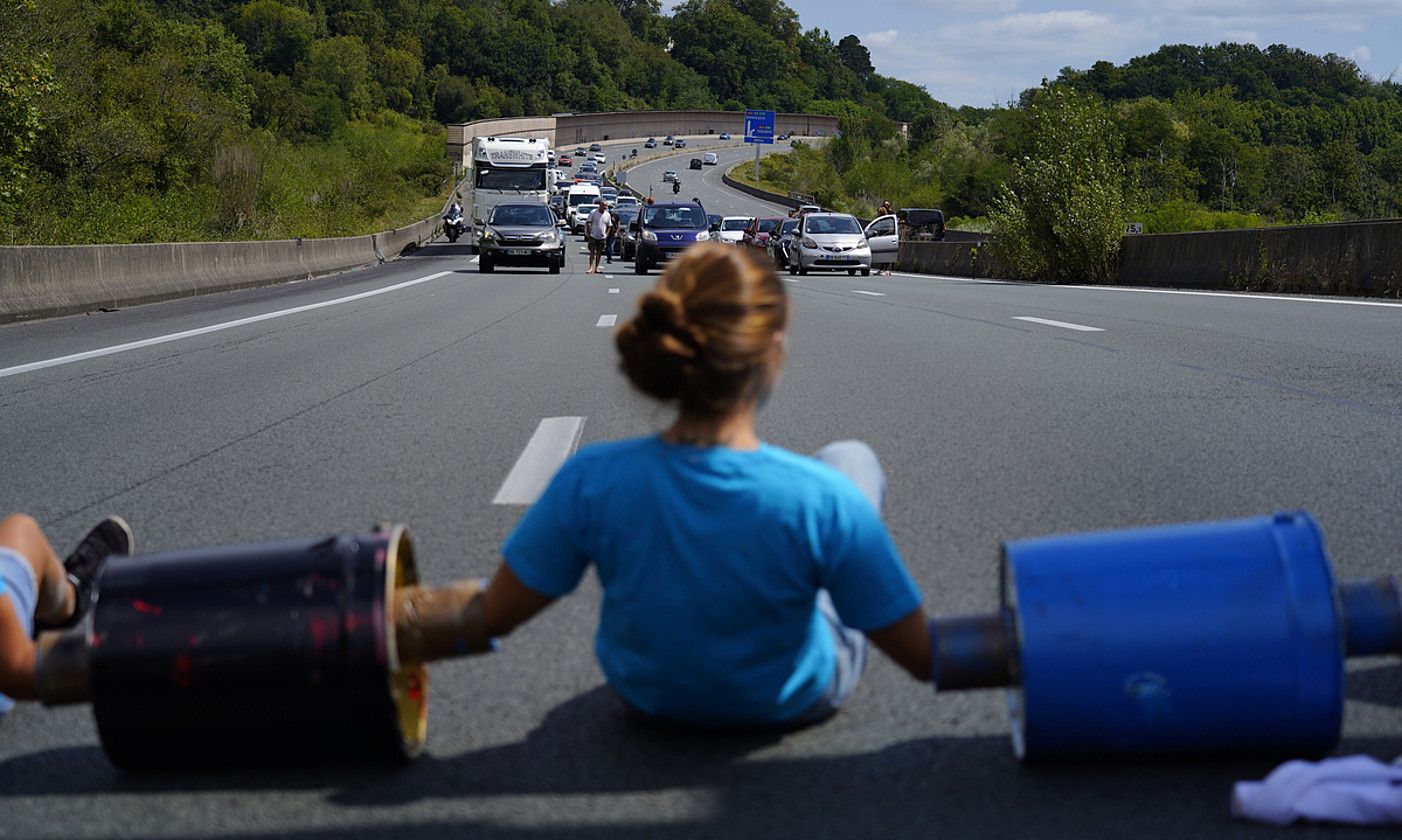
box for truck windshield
[476,168,546,191]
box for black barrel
[89,525,428,769]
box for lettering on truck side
[488,150,545,164]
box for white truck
[469,136,551,247]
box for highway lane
[619,142,793,217]
[1,144,1400,839]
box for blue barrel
[1001,511,1344,759]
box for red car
[559,155,573,166]
[742,216,786,252]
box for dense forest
[3,0,1401,254]
[763,43,1402,228]
[0,0,935,244]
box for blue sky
[707,2,1402,107]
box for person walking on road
[585,200,611,274]
[474,244,934,730]
[1,514,133,719]
[605,204,621,265]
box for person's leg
[813,440,886,512]
[0,514,71,627]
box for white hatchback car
[790,213,872,276]
[715,216,752,245]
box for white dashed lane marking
[492,417,586,505]
[596,314,618,327]
[1014,316,1105,332]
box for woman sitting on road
[478,244,932,728]
[0,515,132,720]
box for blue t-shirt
[502,436,921,725]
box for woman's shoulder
[753,445,867,503]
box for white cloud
[1351,45,1373,63]
[862,29,900,48]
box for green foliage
[1137,199,1265,233]
[989,85,1128,282]
[14,0,1402,252]
[0,0,55,214]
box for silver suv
[478,202,566,274]
[790,213,871,276]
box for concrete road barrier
[900,220,1402,297]
[0,215,441,324]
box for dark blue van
[633,201,710,273]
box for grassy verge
[5,113,453,245]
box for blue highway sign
[744,109,775,144]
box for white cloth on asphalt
[1232,755,1402,826]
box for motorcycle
[672,180,681,195]
[443,208,466,243]
[631,149,638,158]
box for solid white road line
[492,417,586,505]
[605,274,614,279]
[892,271,1402,308]
[596,314,618,327]
[852,290,887,297]
[470,256,480,264]
[608,288,620,294]
[1057,283,1402,309]
[0,271,456,380]
[1014,316,1105,332]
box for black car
[614,207,641,260]
[768,217,801,268]
[644,138,657,148]
[478,203,566,273]
[898,207,947,241]
[689,158,703,170]
[589,142,602,152]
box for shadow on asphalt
[3,685,1400,837]
[1348,661,1402,708]
[402,241,475,258]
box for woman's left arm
[482,563,557,638]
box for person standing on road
[1,515,132,720]
[585,200,611,274]
[877,200,896,276]
[605,204,621,265]
[475,244,934,730]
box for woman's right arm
[866,608,933,682]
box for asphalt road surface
[0,148,1400,839]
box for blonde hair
[615,244,788,416]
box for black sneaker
[56,516,133,628]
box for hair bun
[615,244,787,415]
